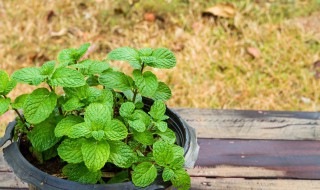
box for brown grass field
[0,0,320,130]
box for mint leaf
[88,89,113,107]
[162,167,174,182]
[55,115,84,137]
[85,103,111,130]
[63,97,84,111]
[63,85,88,100]
[81,139,110,171]
[152,82,172,101]
[104,119,128,140]
[119,102,135,118]
[132,110,151,127]
[109,141,136,168]
[12,94,29,109]
[76,43,90,60]
[133,130,154,145]
[128,120,145,132]
[12,67,45,85]
[43,144,58,161]
[155,128,176,144]
[40,61,56,76]
[28,121,60,151]
[62,163,102,184]
[107,171,129,184]
[82,60,110,75]
[50,67,85,87]
[153,140,174,166]
[142,48,176,69]
[99,70,133,91]
[132,162,157,187]
[0,97,10,116]
[171,169,191,190]
[108,47,141,69]
[172,144,184,159]
[3,80,17,95]
[123,90,142,103]
[0,70,9,93]
[24,88,57,124]
[170,156,184,170]
[133,70,158,97]
[149,100,167,121]
[57,138,85,163]
[57,48,77,66]
[92,130,105,141]
[86,75,99,86]
[138,48,153,56]
[155,121,167,132]
[68,122,91,138]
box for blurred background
[0,0,320,128]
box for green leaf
[85,103,111,130]
[132,162,157,187]
[119,102,135,118]
[12,67,45,85]
[128,120,145,132]
[152,82,172,101]
[123,90,142,103]
[40,61,56,76]
[55,115,84,137]
[24,88,57,124]
[104,119,128,140]
[76,43,90,60]
[172,144,185,159]
[3,80,17,95]
[43,144,58,161]
[171,169,191,190]
[132,110,151,127]
[81,60,110,75]
[133,70,158,97]
[162,167,174,182]
[88,89,113,107]
[81,139,110,171]
[153,141,174,167]
[109,141,136,168]
[50,67,85,87]
[57,138,85,163]
[155,128,176,144]
[12,94,29,109]
[28,121,60,151]
[149,100,167,121]
[138,48,153,56]
[86,75,99,86]
[141,48,176,69]
[0,97,10,116]
[68,122,91,138]
[62,163,102,184]
[107,171,129,184]
[108,47,141,69]
[99,70,133,91]
[57,48,78,66]
[92,130,105,141]
[133,130,154,145]
[170,156,184,170]
[63,97,84,111]
[63,85,88,100]
[0,70,9,93]
[155,121,167,132]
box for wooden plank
[188,139,320,179]
[0,171,28,189]
[174,109,320,140]
[190,177,320,190]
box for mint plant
[0,44,191,190]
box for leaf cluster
[0,44,190,189]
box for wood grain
[174,109,320,140]
[189,139,320,179]
[191,177,320,190]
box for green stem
[132,63,145,103]
[48,84,63,115]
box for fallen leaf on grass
[246,47,261,58]
[203,3,236,19]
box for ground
[0,0,320,132]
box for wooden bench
[1,109,320,189]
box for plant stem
[48,84,63,115]
[132,63,145,103]
[2,95,29,130]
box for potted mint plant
[0,44,199,190]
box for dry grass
[0,0,320,130]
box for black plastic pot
[0,99,199,190]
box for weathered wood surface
[1,109,320,189]
[175,109,320,140]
